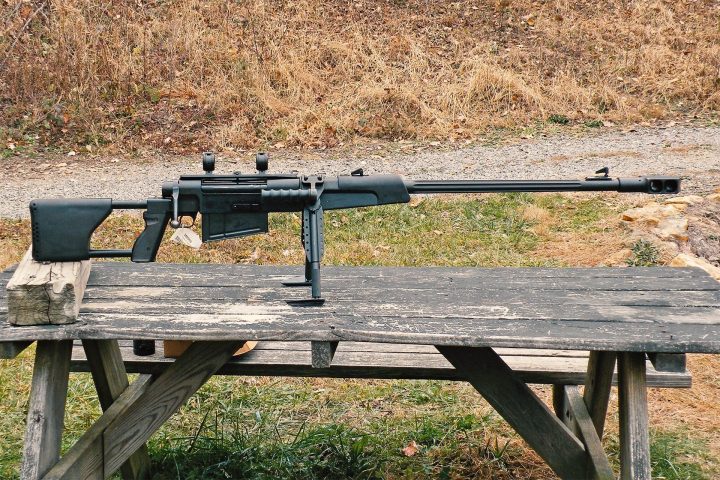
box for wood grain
[619,352,651,480]
[5,249,91,325]
[647,353,686,372]
[42,375,153,480]
[0,340,32,359]
[2,264,719,353]
[82,340,150,480]
[437,346,587,479]
[20,341,72,480]
[69,341,691,387]
[102,341,246,476]
[563,386,614,480]
[311,341,338,368]
[583,351,617,437]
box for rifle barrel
[405,177,680,195]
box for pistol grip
[131,199,171,262]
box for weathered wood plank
[42,375,154,480]
[437,346,587,479]
[82,340,151,480]
[3,264,719,352]
[69,342,690,387]
[563,386,614,480]
[102,341,246,476]
[20,340,72,480]
[252,341,593,357]
[4,298,720,327]
[80,269,719,291]
[584,351,617,437]
[311,341,338,368]
[48,263,706,279]
[6,249,91,325]
[618,352,651,480]
[3,312,720,353]
[0,340,32,359]
[647,353,687,373]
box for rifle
[30,152,680,303]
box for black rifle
[31,153,680,299]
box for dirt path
[2,124,719,218]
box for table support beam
[311,341,338,368]
[43,374,153,479]
[20,341,73,480]
[82,340,151,480]
[619,352,651,480]
[557,386,614,480]
[437,346,587,479]
[43,340,245,479]
[584,351,616,437]
[0,340,33,359]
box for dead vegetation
[1,0,719,152]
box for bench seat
[69,340,691,388]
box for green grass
[0,194,714,478]
[627,239,661,267]
[605,428,713,480]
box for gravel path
[2,124,719,218]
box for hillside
[1,0,719,153]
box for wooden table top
[2,263,719,353]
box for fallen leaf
[402,441,419,457]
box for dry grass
[1,0,719,152]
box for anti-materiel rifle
[30,152,680,304]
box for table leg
[437,345,587,479]
[20,340,73,480]
[43,340,246,479]
[584,351,616,438]
[82,340,151,480]
[618,352,651,480]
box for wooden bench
[2,263,718,480]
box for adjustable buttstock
[30,199,113,261]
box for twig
[2,0,25,28]
[0,0,49,69]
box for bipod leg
[282,214,312,287]
[282,258,312,287]
[287,206,325,306]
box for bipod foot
[286,298,325,307]
[282,278,312,287]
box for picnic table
[1,262,719,480]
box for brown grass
[1,0,719,152]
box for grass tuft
[627,239,661,267]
